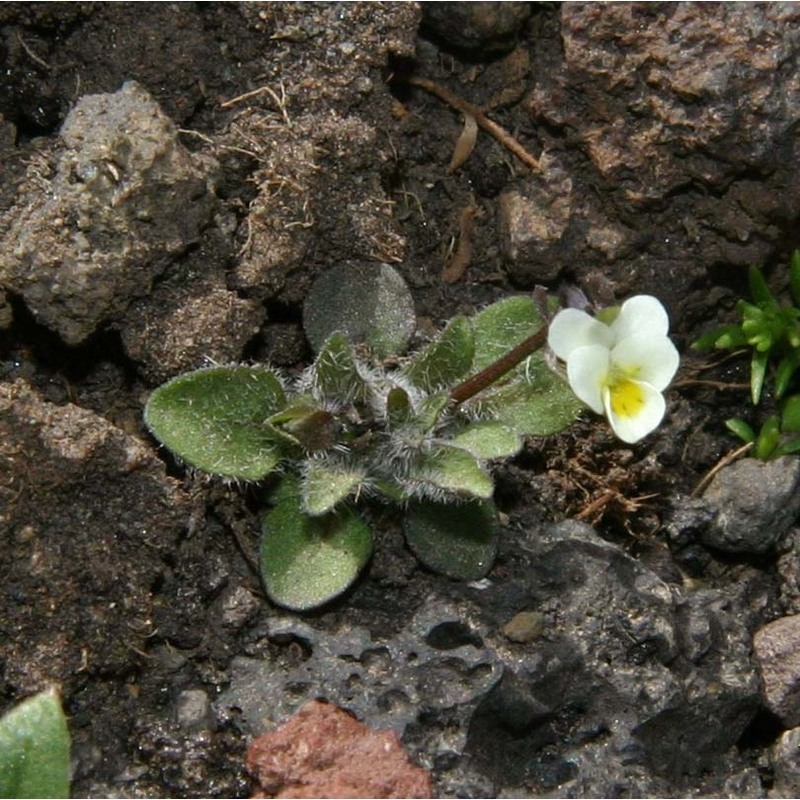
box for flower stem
[449,324,548,406]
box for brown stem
[404,76,541,172]
[449,324,549,406]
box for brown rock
[753,615,800,727]
[246,700,432,799]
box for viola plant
[145,276,678,611]
[548,295,680,444]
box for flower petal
[566,344,609,415]
[610,295,670,342]
[611,335,680,391]
[603,380,666,443]
[548,308,613,360]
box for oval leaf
[450,420,522,459]
[0,688,70,799]
[144,366,286,480]
[470,356,582,436]
[261,481,372,610]
[304,262,416,358]
[415,445,494,500]
[404,500,497,580]
[404,315,475,391]
[471,296,543,372]
[302,458,366,516]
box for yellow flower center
[607,377,645,419]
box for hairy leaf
[302,458,366,516]
[404,315,474,391]
[261,480,372,610]
[414,445,494,499]
[471,295,542,372]
[450,420,522,459]
[303,262,416,358]
[312,333,370,404]
[470,356,582,436]
[0,688,70,799]
[144,366,286,480]
[404,500,497,580]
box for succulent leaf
[261,479,372,610]
[302,458,366,516]
[404,500,497,580]
[404,315,474,391]
[144,366,286,480]
[0,688,70,799]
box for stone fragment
[498,155,573,284]
[175,690,213,733]
[246,700,431,799]
[0,378,188,693]
[421,2,532,58]
[770,726,800,798]
[0,81,217,344]
[753,615,800,727]
[502,610,545,643]
[700,457,800,553]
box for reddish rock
[246,700,432,799]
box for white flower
[547,295,680,443]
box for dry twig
[404,75,541,172]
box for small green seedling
[695,250,800,458]
[145,289,581,609]
[0,688,70,799]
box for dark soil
[1,3,799,798]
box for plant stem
[449,324,548,406]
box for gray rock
[701,457,800,553]
[770,727,800,798]
[421,2,532,58]
[753,615,800,727]
[175,690,213,733]
[217,519,760,797]
[0,81,217,344]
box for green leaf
[749,266,776,309]
[302,458,366,516]
[404,315,474,391]
[775,436,800,456]
[781,395,800,433]
[692,324,747,351]
[0,688,70,799]
[404,500,497,580]
[775,351,800,400]
[751,349,769,405]
[471,296,542,372]
[790,250,800,307]
[303,262,416,358]
[755,415,781,460]
[261,479,372,610]
[450,420,522,459]
[414,445,494,499]
[311,333,370,404]
[471,357,582,436]
[144,366,286,480]
[725,417,755,443]
[386,386,412,427]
